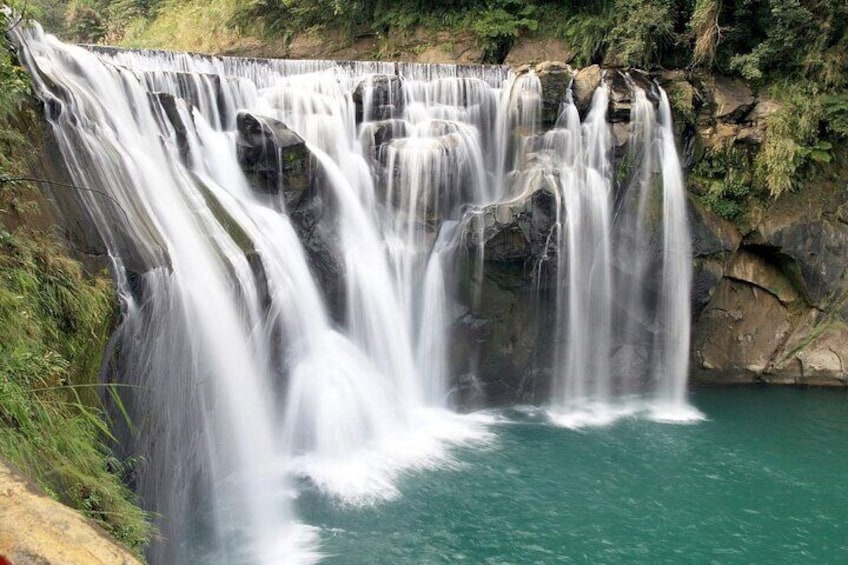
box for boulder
[352,74,404,123]
[465,177,558,266]
[235,111,345,319]
[537,65,573,128]
[571,65,601,117]
[236,111,310,205]
[708,76,755,123]
[746,97,781,122]
[359,119,407,162]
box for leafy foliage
[692,145,756,220]
[754,84,830,198]
[0,227,153,553]
[0,21,29,125]
[466,1,538,62]
[690,0,722,67]
[607,0,677,66]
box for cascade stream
[11,22,700,564]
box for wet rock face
[379,133,476,224]
[236,111,311,205]
[535,63,572,129]
[151,92,191,165]
[234,111,345,319]
[603,69,658,123]
[465,181,558,268]
[449,178,560,406]
[449,250,557,407]
[352,74,404,123]
[288,169,346,321]
[571,65,601,117]
[360,119,408,162]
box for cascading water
[10,20,700,563]
[540,75,702,426]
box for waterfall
[11,21,699,563]
[544,76,702,426]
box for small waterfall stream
[11,22,701,564]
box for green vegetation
[1,15,152,553]
[692,145,755,220]
[755,84,826,198]
[6,0,846,226]
[18,0,848,80]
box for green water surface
[298,388,848,564]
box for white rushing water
[12,22,699,563]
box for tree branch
[1,174,132,221]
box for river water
[300,388,848,564]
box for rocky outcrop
[465,181,558,265]
[504,38,575,66]
[0,460,140,565]
[690,167,848,387]
[692,250,802,379]
[748,216,848,307]
[571,65,601,117]
[352,74,404,123]
[689,197,742,314]
[450,176,559,406]
[534,61,572,128]
[705,76,756,123]
[235,111,346,318]
[474,61,848,391]
[236,111,311,201]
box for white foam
[288,409,494,506]
[252,522,324,565]
[647,401,706,424]
[548,401,640,429]
[547,398,704,429]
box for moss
[193,173,255,255]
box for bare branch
[1,174,132,221]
